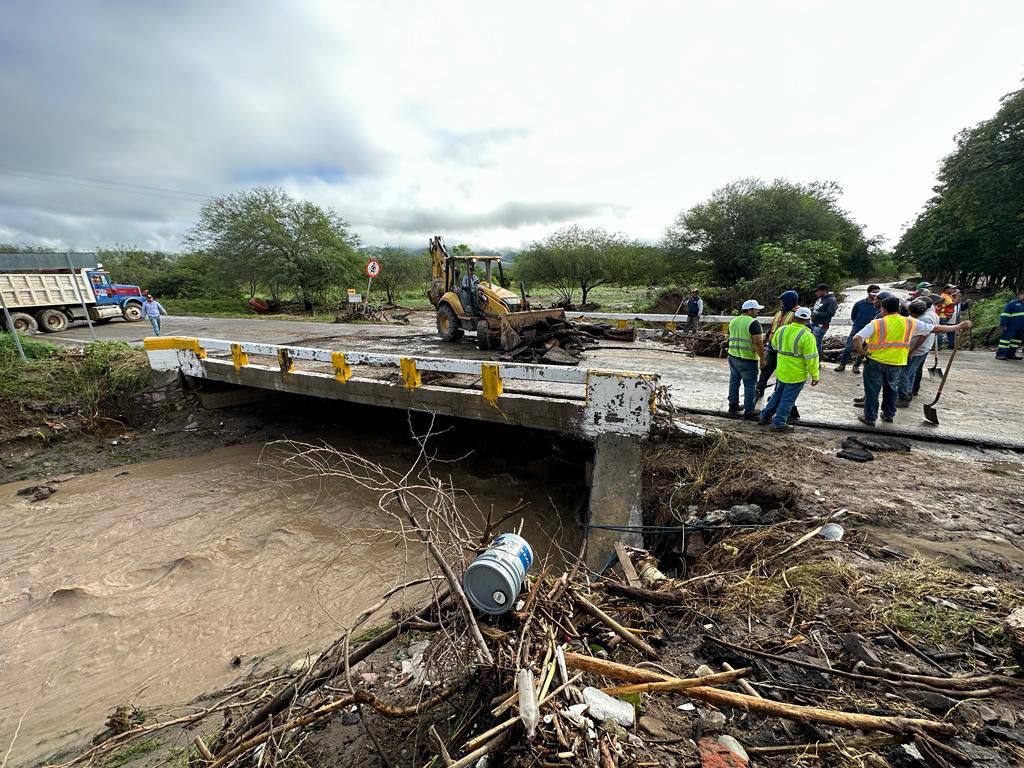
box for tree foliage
[517,225,662,305]
[186,187,360,309]
[896,85,1024,289]
[662,178,877,287]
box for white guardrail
[143,336,659,437]
[567,311,851,328]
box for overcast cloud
[1,0,1022,252]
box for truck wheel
[36,309,69,333]
[436,304,464,342]
[122,303,143,321]
[476,320,492,350]
[7,312,38,334]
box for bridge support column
[585,432,644,573]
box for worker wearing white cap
[758,306,819,430]
[726,299,767,419]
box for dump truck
[426,236,565,350]
[0,252,146,333]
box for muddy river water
[0,437,582,766]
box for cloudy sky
[1,1,1022,252]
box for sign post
[364,259,380,305]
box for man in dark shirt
[835,285,880,373]
[810,283,838,358]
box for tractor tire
[36,308,69,333]
[436,304,464,342]
[476,321,492,350]
[122,302,143,321]
[7,312,38,334]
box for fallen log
[602,667,752,696]
[597,580,693,606]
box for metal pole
[0,284,28,361]
[65,252,97,341]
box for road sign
[365,259,381,278]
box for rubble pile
[500,319,634,365]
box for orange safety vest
[768,307,799,347]
[864,314,917,365]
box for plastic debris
[517,669,539,738]
[581,686,635,728]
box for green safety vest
[727,315,760,361]
[772,323,819,384]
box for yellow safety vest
[772,323,818,384]
[864,315,917,365]
[727,315,760,361]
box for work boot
[771,424,794,432]
[742,411,759,421]
[852,364,861,375]
[834,363,846,372]
[853,396,865,406]
[727,406,741,418]
[895,399,911,408]
[757,415,771,426]
[857,416,876,428]
[882,416,894,423]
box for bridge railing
[143,336,659,437]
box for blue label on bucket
[493,534,532,573]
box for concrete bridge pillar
[585,432,645,573]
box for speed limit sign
[365,259,381,278]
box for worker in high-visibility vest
[995,288,1024,360]
[726,299,767,419]
[853,295,972,427]
[757,306,819,431]
[755,289,801,403]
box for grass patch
[161,297,254,317]
[1,336,152,428]
[103,740,159,768]
[969,289,1014,346]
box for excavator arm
[427,235,449,307]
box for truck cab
[86,269,145,320]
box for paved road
[45,307,1024,450]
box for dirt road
[46,308,1024,450]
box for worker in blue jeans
[726,299,766,418]
[141,294,168,336]
[758,307,819,431]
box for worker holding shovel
[852,296,971,428]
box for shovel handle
[926,332,958,407]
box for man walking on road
[141,293,168,336]
[996,288,1024,360]
[726,299,766,419]
[810,283,838,357]
[685,289,704,333]
[758,306,819,431]
[853,296,971,427]
[835,285,879,373]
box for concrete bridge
[144,335,665,569]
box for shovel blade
[927,366,942,379]
[923,403,939,425]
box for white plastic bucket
[463,533,534,615]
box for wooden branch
[564,651,953,736]
[575,594,660,659]
[395,491,494,666]
[597,580,692,606]
[747,735,906,755]
[614,543,641,587]
[602,667,751,696]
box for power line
[0,165,423,229]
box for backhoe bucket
[499,308,567,350]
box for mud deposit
[0,437,583,767]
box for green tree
[662,178,873,285]
[896,85,1024,289]
[368,246,426,304]
[97,247,173,290]
[517,225,646,305]
[186,187,360,310]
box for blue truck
[0,252,146,333]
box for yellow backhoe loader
[427,235,566,350]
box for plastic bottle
[517,668,539,738]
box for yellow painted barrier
[481,363,503,405]
[400,358,421,389]
[615,319,629,329]
[230,343,248,371]
[277,348,295,373]
[332,351,352,383]
[143,336,207,358]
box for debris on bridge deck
[500,317,635,365]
